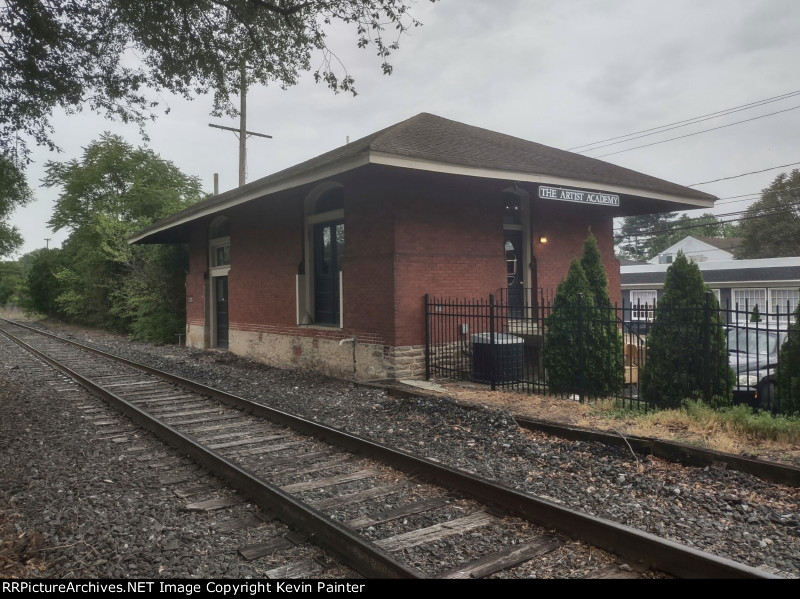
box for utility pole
[209,60,272,188]
[238,58,247,187]
[44,238,50,250]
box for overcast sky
[10,0,800,255]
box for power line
[613,200,800,232]
[614,204,800,239]
[697,183,800,207]
[587,104,800,159]
[688,161,800,186]
[567,90,800,152]
[571,90,800,153]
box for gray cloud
[9,0,800,255]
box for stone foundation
[185,323,426,381]
[186,323,206,349]
[385,345,426,380]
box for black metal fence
[424,289,795,412]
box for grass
[592,399,800,450]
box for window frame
[732,287,767,321]
[769,287,799,320]
[208,235,231,275]
[300,185,345,328]
[630,289,658,321]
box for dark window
[215,276,229,349]
[314,220,344,325]
[214,245,230,267]
[503,193,521,226]
[504,230,523,317]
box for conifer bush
[543,234,623,398]
[640,252,734,408]
[543,260,594,396]
[580,233,624,396]
[777,298,800,415]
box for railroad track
[368,383,800,488]
[0,318,778,579]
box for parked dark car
[728,326,788,409]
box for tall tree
[616,213,675,261]
[42,134,202,340]
[20,248,64,317]
[736,170,800,259]
[0,156,32,257]
[0,260,23,306]
[616,211,738,261]
[1,0,436,156]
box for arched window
[314,187,344,215]
[210,216,230,239]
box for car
[727,325,789,410]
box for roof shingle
[132,113,717,242]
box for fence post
[489,293,496,391]
[703,291,712,404]
[577,292,586,404]
[424,294,431,381]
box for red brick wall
[341,177,396,344]
[530,199,621,304]
[392,175,507,347]
[227,197,300,327]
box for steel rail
[0,318,780,579]
[514,416,800,488]
[361,381,800,488]
[0,323,421,579]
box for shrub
[544,245,623,399]
[580,232,624,395]
[777,296,800,415]
[544,260,593,396]
[640,252,734,408]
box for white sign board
[539,185,620,207]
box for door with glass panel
[313,221,344,325]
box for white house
[622,256,800,325]
[648,236,742,264]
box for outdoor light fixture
[539,236,548,244]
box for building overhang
[130,151,715,245]
[368,152,715,209]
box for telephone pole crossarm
[208,123,273,139]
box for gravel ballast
[2,318,799,578]
[0,334,353,579]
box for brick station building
[130,113,716,380]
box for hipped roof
[131,113,717,243]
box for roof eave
[130,150,715,244]
[128,153,371,244]
[368,152,716,209]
